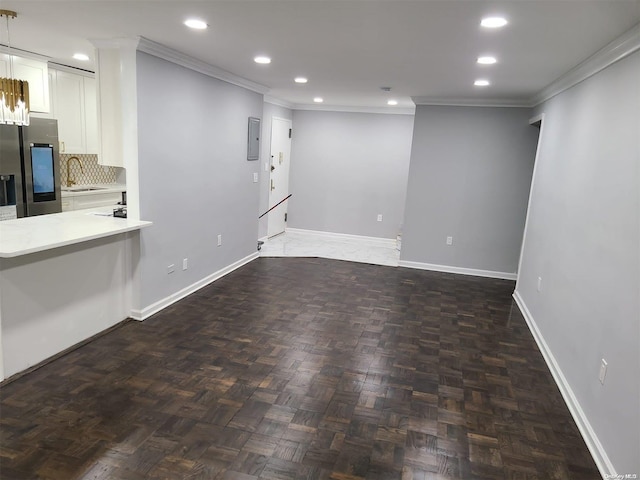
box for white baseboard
[512,291,615,478]
[130,252,259,321]
[285,227,397,247]
[398,260,517,280]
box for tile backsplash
[59,154,117,185]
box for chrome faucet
[66,156,83,187]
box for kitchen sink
[62,187,107,192]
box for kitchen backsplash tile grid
[60,154,117,185]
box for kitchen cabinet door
[53,70,86,154]
[95,47,125,168]
[49,68,99,155]
[0,54,50,113]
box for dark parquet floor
[0,257,600,480]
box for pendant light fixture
[0,10,30,126]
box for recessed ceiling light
[474,79,490,87]
[294,77,308,84]
[481,17,508,28]
[313,97,323,103]
[254,56,271,65]
[73,53,90,61]
[184,19,208,30]
[477,56,497,65]
[387,100,398,106]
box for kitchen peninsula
[0,209,151,381]
[0,207,150,257]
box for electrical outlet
[217,234,222,247]
[537,277,543,292]
[167,264,175,274]
[253,172,259,183]
[599,359,608,385]
[182,258,188,270]
[377,214,383,222]
[446,236,453,246]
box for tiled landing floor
[259,230,400,267]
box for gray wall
[516,51,640,474]
[136,52,263,309]
[287,110,414,239]
[258,102,293,239]
[400,106,539,275]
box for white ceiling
[2,1,639,109]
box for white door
[267,117,292,238]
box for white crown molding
[531,23,640,106]
[293,104,415,115]
[135,37,269,95]
[89,37,141,50]
[412,96,531,108]
[264,95,295,110]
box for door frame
[267,116,293,238]
[515,112,545,290]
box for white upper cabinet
[0,54,50,113]
[94,47,124,168]
[92,39,140,169]
[52,70,85,153]
[49,68,99,155]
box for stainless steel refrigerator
[0,118,62,220]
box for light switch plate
[253,172,259,183]
[599,359,608,384]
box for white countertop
[61,183,126,197]
[0,207,151,258]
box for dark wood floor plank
[0,257,600,479]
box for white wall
[516,51,640,475]
[287,110,414,239]
[400,106,539,277]
[135,52,263,314]
[259,102,293,239]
